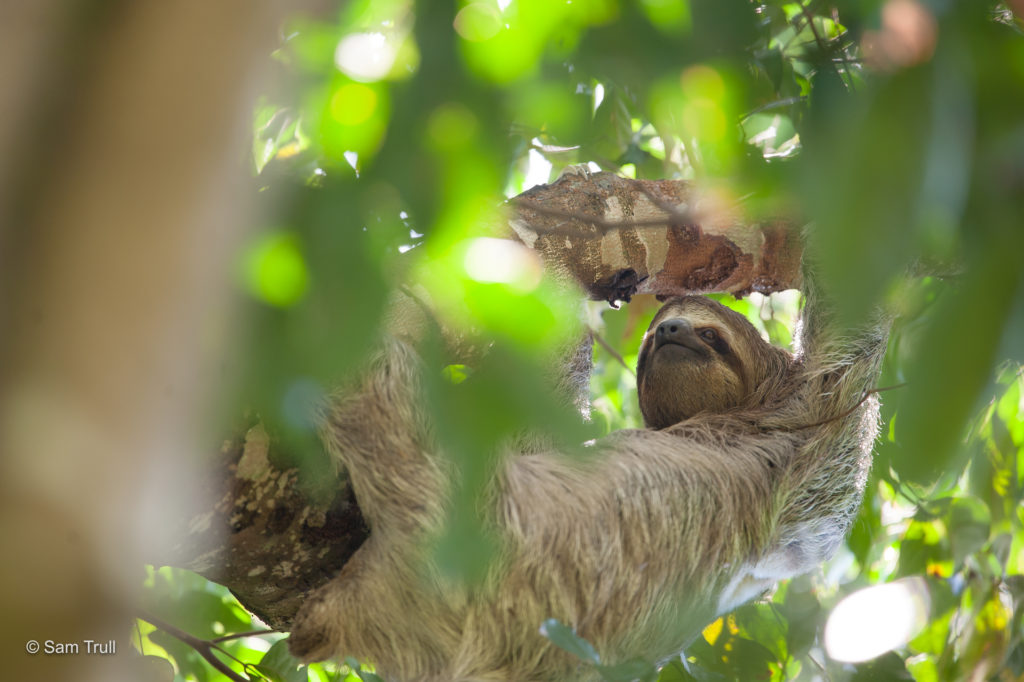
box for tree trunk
[0,2,294,679]
[167,172,802,629]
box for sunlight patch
[824,577,930,663]
[463,238,542,291]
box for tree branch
[211,629,279,644]
[798,0,857,91]
[138,612,253,682]
[507,171,803,302]
[510,196,698,234]
[789,383,906,431]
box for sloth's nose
[655,317,694,346]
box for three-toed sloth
[289,281,889,681]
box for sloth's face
[636,297,763,429]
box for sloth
[288,283,888,682]
[636,296,792,430]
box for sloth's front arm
[291,293,885,681]
[297,367,809,679]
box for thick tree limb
[510,172,803,303]
[165,424,368,629]
[169,174,802,628]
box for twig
[133,619,148,656]
[798,1,856,91]
[740,96,808,121]
[137,611,251,682]
[590,327,636,376]
[807,650,830,679]
[399,284,446,340]
[528,141,581,155]
[211,628,279,644]
[789,383,906,431]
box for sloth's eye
[699,328,718,343]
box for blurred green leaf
[241,231,310,308]
[803,65,933,327]
[946,497,990,568]
[597,657,659,682]
[849,652,913,681]
[541,619,602,664]
[258,640,307,682]
[896,252,1023,485]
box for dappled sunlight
[862,0,938,72]
[322,80,389,159]
[240,231,309,308]
[464,237,543,291]
[523,147,553,189]
[329,83,379,126]
[824,577,930,663]
[427,102,481,152]
[334,32,397,81]
[454,3,503,42]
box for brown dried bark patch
[166,427,369,629]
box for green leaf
[803,66,932,327]
[658,659,729,682]
[597,657,659,682]
[540,619,601,664]
[656,660,695,682]
[897,257,1022,485]
[252,663,289,682]
[258,639,308,682]
[773,581,822,658]
[946,497,991,568]
[733,603,788,661]
[850,651,914,681]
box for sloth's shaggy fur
[289,281,888,682]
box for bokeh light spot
[862,0,938,71]
[463,238,542,291]
[334,32,397,81]
[681,64,725,101]
[242,232,309,307]
[683,98,727,141]
[454,3,503,42]
[640,0,692,32]
[329,83,378,125]
[427,103,479,151]
[824,577,930,663]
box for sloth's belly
[717,518,844,614]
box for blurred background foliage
[137,0,1024,680]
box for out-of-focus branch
[0,3,295,680]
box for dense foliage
[136,1,1024,680]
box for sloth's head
[636,296,791,429]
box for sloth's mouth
[654,336,705,356]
